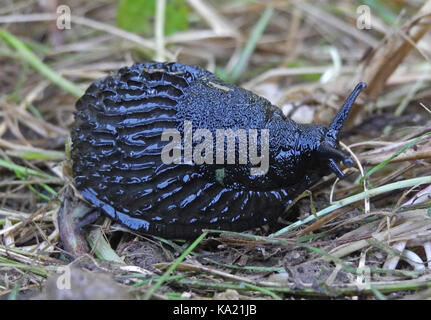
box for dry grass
[0,0,431,300]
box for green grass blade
[86,228,125,264]
[360,132,431,185]
[144,231,208,299]
[0,29,84,98]
[0,157,54,179]
[229,6,273,82]
[271,175,431,237]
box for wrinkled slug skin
[72,62,338,239]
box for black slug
[71,62,366,239]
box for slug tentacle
[327,158,346,178]
[318,143,353,165]
[318,144,353,178]
[317,144,349,162]
[327,82,367,141]
[318,82,366,179]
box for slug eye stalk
[327,82,367,141]
[322,82,366,178]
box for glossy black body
[72,62,364,238]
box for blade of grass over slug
[144,231,208,300]
[0,29,84,98]
[271,175,431,237]
[228,6,273,82]
[360,132,431,185]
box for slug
[71,62,366,239]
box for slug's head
[268,82,366,188]
[314,82,367,178]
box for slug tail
[327,82,367,140]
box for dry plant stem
[330,209,431,258]
[0,102,69,137]
[340,141,370,213]
[19,80,49,110]
[358,135,431,166]
[0,13,174,59]
[155,0,166,62]
[0,12,240,53]
[72,15,175,60]
[348,1,431,124]
[383,241,407,270]
[362,2,431,96]
[0,205,57,237]
[271,176,431,237]
[383,184,431,270]
[242,66,334,90]
[155,262,282,288]
[177,274,431,297]
[360,149,431,165]
[358,136,429,156]
[356,251,367,290]
[294,1,379,47]
[403,250,426,270]
[186,0,240,38]
[284,7,302,60]
[4,218,14,246]
[326,263,343,286]
[0,244,60,265]
[297,206,352,236]
[420,102,431,114]
[0,29,84,98]
[424,242,431,269]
